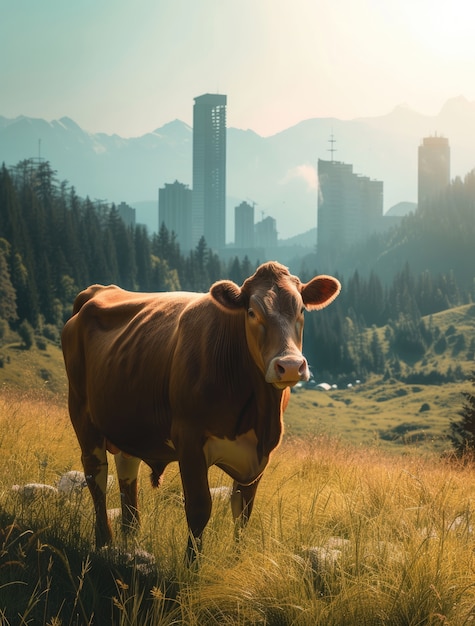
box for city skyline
[1,98,472,244]
[2,1,474,139]
[159,90,401,260]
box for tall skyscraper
[317,158,383,267]
[234,201,254,248]
[158,180,192,252]
[192,93,227,251]
[255,216,278,249]
[418,135,450,208]
[117,201,136,229]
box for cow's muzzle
[266,355,310,389]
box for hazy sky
[2,0,474,137]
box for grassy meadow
[287,378,464,455]
[1,390,475,624]
[1,306,475,624]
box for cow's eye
[248,308,256,319]
[300,306,306,315]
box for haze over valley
[1,95,475,242]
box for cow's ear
[301,275,341,311]
[210,280,245,311]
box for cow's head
[210,262,341,389]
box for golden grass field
[1,388,475,624]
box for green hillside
[285,378,464,454]
[371,302,475,379]
[285,304,475,452]
[0,339,67,396]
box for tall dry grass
[1,389,475,624]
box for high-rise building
[158,180,192,252]
[234,201,254,248]
[255,216,278,249]
[317,158,383,266]
[117,201,136,229]
[418,135,450,208]
[192,93,227,251]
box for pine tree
[9,248,40,327]
[370,329,385,374]
[228,257,243,284]
[83,199,113,284]
[108,206,136,289]
[449,372,475,456]
[192,236,210,292]
[0,239,17,322]
[17,319,35,349]
[135,225,152,290]
[0,164,26,247]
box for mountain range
[1,96,475,242]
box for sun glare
[405,2,475,60]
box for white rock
[99,546,156,575]
[12,483,58,502]
[57,470,114,495]
[324,536,351,550]
[107,508,121,520]
[57,470,87,495]
[210,486,232,500]
[302,546,342,572]
[448,515,473,533]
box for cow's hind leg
[67,393,112,549]
[82,442,111,549]
[231,477,261,540]
[114,453,142,535]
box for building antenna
[38,138,41,160]
[328,132,337,162]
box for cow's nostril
[275,362,286,376]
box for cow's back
[62,285,203,456]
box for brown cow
[61,261,340,562]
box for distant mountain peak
[54,117,84,133]
[439,95,475,117]
[58,116,81,128]
[392,102,416,112]
[152,119,191,135]
[387,103,424,118]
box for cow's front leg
[231,477,261,540]
[178,447,211,565]
[114,452,142,535]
